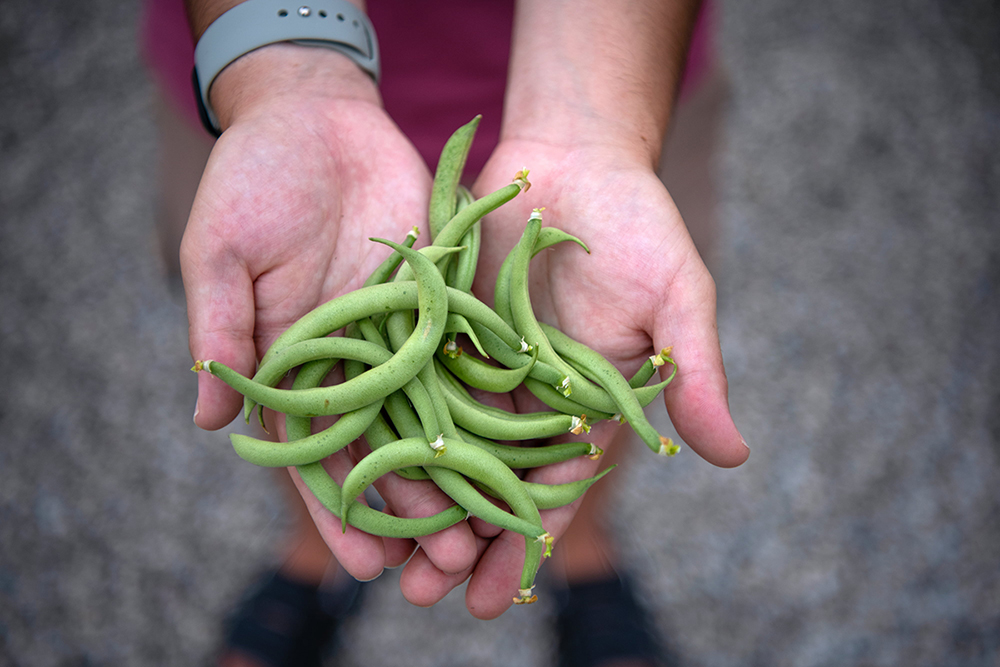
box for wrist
[210,42,381,131]
[500,0,701,168]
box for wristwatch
[192,0,380,136]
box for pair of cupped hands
[181,47,747,620]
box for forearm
[503,0,702,166]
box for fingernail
[740,435,750,452]
[193,399,200,425]
[356,568,384,582]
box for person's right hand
[180,44,479,584]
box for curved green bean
[197,239,448,418]
[339,436,550,601]
[522,376,616,422]
[436,344,538,394]
[539,322,678,456]
[478,465,616,510]
[230,399,383,467]
[284,347,465,538]
[436,362,588,440]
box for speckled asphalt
[1,1,998,665]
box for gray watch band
[193,0,380,135]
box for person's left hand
[394,138,750,619]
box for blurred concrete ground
[1,0,998,665]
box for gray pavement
[2,0,998,665]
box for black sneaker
[219,569,363,666]
[552,574,677,667]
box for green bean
[447,290,528,353]
[395,373,549,556]
[444,221,481,292]
[428,116,480,240]
[394,173,529,284]
[434,174,528,251]
[339,436,551,601]
[295,460,467,538]
[522,376,616,422]
[444,184,477,288]
[538,322,678,456]
[456,426,602,469]
[364,226,420,287]
[493,213,590,330]
[341,321,429,480]
[256,241,460,372]
[250,336,393,390]
[478,465,616,510]
[532,225,590,256]
[466,321,569,389]
[229,399,383,467]
[339,438,543,536]
[455,183,474,211]
[284,347,465,538]
[436,362,589,440]
[436,344,538,394]
[492,244,518,329]
[198,239,448,418]
[557,347,676,410]
[626,347,669,388]
[444,313,488,358]
[506,216,620,413]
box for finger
[463,529,529,620]
[287,456,387,582]
[656,262,749,468]
[378,506,418,568]
[352,439,479,576]
[398,537,490,608]
[181,222,257,431]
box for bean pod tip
[514,586,538,605]
[658,437,680,457]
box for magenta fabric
[139,0,714,175]
[365,0,512,176]
[139,0,199,120]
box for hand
[417,138,750,619]
[181,45,479,584]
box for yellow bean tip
[658,437,680,457]
[513,167,532,192]
[429,434,447,458]
[587,444,604,461]
[570,415,591,435]
[514,587,538,605]
[537,532,554,559]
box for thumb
[655,264,749,468]
[181,228,258,431]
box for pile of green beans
[193,117,679,605]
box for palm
[182,102,489,582]
[184,102,430,361]
[438,140,747,618]
[474,140,700,385]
